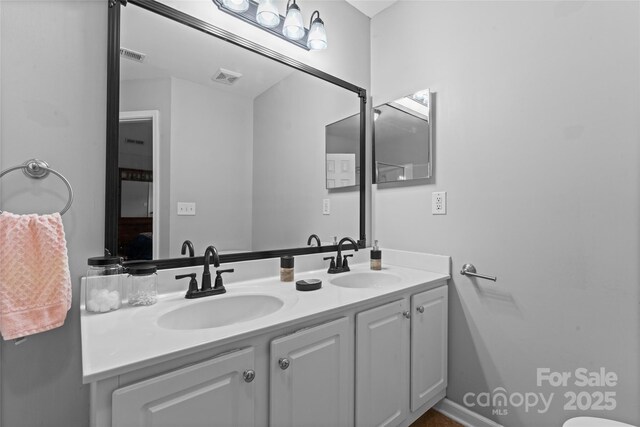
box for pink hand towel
[0,211,72,340]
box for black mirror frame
[106,0,367,269]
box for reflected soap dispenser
[370,240,382,271]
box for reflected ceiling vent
[120,47,146,63]
[212,68,243,85]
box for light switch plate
[432,192,446,215]
[177,202,196,216]
[323,198,330,215]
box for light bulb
[222,0,249,13]
[257,0,280,28]
[283,1,304,40]
[307,11,327,50]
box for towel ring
[0,159,74,216]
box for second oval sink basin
[158,294,284,330]
[329,272,402,288]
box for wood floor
[409,409,464,427]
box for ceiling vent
[120,47,146,63]
[212,68,243,85]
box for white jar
[85,256,123,313]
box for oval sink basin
[329,272,402,288]
[158,294,284,330]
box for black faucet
[181,240,195,257]
[175,245,227,298]
[202,245,220,291]
[326,236,359,274]
[307,234,321,247]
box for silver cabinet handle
[416,306,425,313]
[461,263,497,282]
[243,369,255,383]
[278,358,290,370]
[403,311,410,319]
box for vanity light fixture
[212,0,327,51]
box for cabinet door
[112,347,255,427]
[411,286,448,411]
[270,317,352,427]
[355,299,410,427]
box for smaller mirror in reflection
[373,89,433,183]
[325,113,360,190]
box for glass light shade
[307,19,327,50]
[283,6,305,40]
[222,0,249,12]
[256,0,280,28]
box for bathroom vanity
[82,250,449,427]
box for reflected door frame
[120,110,160,259]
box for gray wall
[169,77,254,255]
[121,76,255,257]
[0,1,105,425]
[372,1,639,426]
[0,1,369,425]
[252,72,360,249]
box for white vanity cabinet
[111,347,255,427]
[270,317,352,427]
[355,286,448,427]
[87,275,448,427]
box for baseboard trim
[435,398,503,427]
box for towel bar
[0,159,74,215]
[461,263,497,282]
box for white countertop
[81,249,450,383]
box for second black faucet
[325,236,359,274]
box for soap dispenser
[370,240,382,270]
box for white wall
[169,77,254,255]
[372,1,639,426]
[252,71,360,250]
[0,1,105,425]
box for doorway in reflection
[118,113,158,260]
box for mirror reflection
[373,89,433,183]
[118,4,360,260]
[325,114,360,190]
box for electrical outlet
[323,198,331,215]
[432,192,447,215]
[177,202,196,216]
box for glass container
[85,256,123,313]
[126,264,158,306]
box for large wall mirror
[106,0,366,268]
